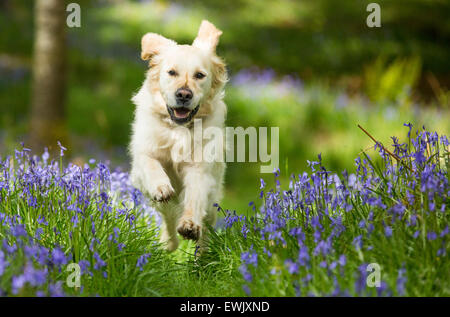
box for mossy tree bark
[30,0,67,152]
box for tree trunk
[30,0,67,152]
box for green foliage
[364,56,422,106]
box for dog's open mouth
[174,107,191,119]
[167,105,200,124]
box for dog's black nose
[175,87,193,104]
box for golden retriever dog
[129,20,227,252]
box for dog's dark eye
[194,72,205,79]
[168,70,177,76]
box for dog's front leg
[177,166,215,242]
[131,154,174,202]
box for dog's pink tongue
[174,108,190,118]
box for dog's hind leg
[196,208,218,254]
[158,202,181,252]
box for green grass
[0,127,449,296]
[1,0,449,213]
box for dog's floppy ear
[141,33,176,61]
[192,20,222,53]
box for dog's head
[141,20,227,125]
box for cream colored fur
[129,21,227,252]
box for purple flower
[263,247,272,258]
[367,223,374,234]
[440,226,449,237]
[329,261,337,270]
[24,245,39,259]
[224,211,239,229]
[403,122,413,138]
[409,215,417,227]
[355,264,368,295]
[396,267,407,296]
[23,263,47,287]
[11,224,27,237]
[78,260,91,275]
[90,237,101,251]
[56,141,67,157]
[241,251,258,266]
[12,275,27,295]
[313,239,332,257]
[352,235,363,250]
[338,255,346,267]
[376,281,389,297]
[285,259,299,274]
[93,252,106,270]
[136,253,151,271]
[49,282,65,297]
[0,250,8,276]
[384,226,393,238]
[36,246,49,266]
[427,232,437,241]
[358,220,366,229]
[260,178,266,189]
[413,149,426,166]
[243,284,251,296]
[297,245,310,266]
[51,247,67,266]
[239,265,252,282]
[241,222,250,239]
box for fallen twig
[358,124,414,173]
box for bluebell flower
[11,224,27,237]
[241,251,258,266]
[329,261,337,270]
[260,178,266,189]
[352,235,363,250]
[12,275,27,295]
[297,245,310,266]
[136,253,151,271]
[78,260,91,275]
[355,264,368,295]
[49,282,65,297]
[35,228,44,240]
[285,259,299,274]
[93,252,106,270]
[384,226,393,238]
[338,255,346,267]
[239,265,252,282]
[51,247,67,266]
[0,250,8,276]
[440,226,449,237]
[358,220,366,229]
[23,263,47,287]
[56,141,67,157]
[396,267,407,296]
[427,232,437,241]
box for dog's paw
[177,218,202,241]
[160,236,179,252]
[149,182,174,203]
